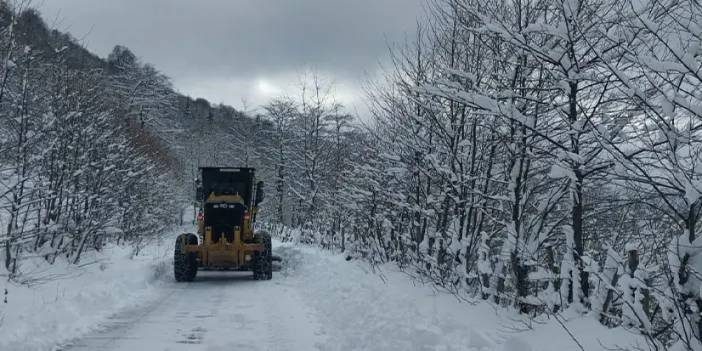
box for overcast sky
[37,0,424,116]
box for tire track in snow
[56,287,179,350]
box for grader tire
[174,234,198,282]
[253,232,273,281]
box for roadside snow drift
[276,242,647,351]
[0,242,172,351]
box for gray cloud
[37,0,423,113]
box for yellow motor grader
[174,167,272,282]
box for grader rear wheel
[174,234,198,282]
[253,232,272,280]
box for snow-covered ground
[0,235,646,351]
[278,243,646,351]
[0,240,173,351]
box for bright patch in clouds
[255,78,283,97]
[174,76,288,110]
[176,73,367,116]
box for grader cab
[174,167,272,282]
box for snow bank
[0,241,173,351]
[276,241,647,351]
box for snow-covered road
[51,241,644,351]
[59,250,324,351]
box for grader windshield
[198,167,255,205]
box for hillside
[5,3,274,187]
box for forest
[1,0,702,350]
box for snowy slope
[1,236,646,351]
